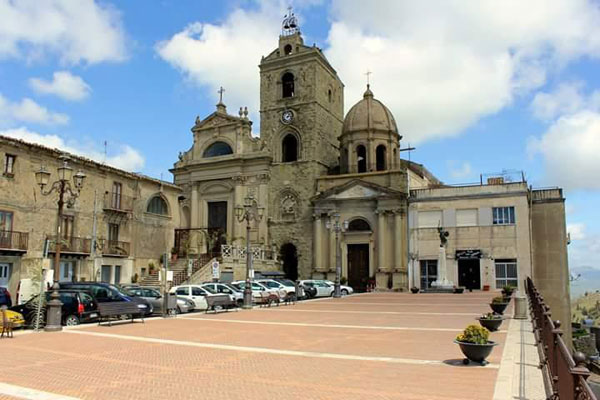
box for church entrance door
[208,201,227,254]
[347,243,369,292]
[280,243,298,281]
[458,258,481,290]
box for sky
[1,0,599,279]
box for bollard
[514,293,527,319]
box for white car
[232,281,286,301]
[170,285,215,311]
[201,283,243,306]
[301,280,354,297]
[257,279,295,295]
[324,280,354,296]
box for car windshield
[262,281,280,288]
[276,279,295,287]
[109,284,130,297]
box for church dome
[342,85,398,135]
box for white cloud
[0,94,69,125]
[448,161,473,180]
[568,223,587,241]
[29,71,91,101]
[0,0,126,64]
[0,127,145,172]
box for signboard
[455,249,482,260]
[166,270,174,282]
[211,261,220,279]
[249,269,254,279]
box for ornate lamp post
[35,154,86,331]
[235,194,264,309]
[326,212,348,298]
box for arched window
[282,72,295,98]
[284,44,292,55]
[147,196,168,215]
[282,134,298,162]
[348,218,371,231]
[356,145,367,173]
[376,145,387,171]
[203,141,233,158]
[328,89,332,103]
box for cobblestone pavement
[0,292,510,400]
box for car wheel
[64,314,80,326]
[341,289,349,296]
[168,308,178,316]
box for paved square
[0,292,509,399]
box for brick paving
[0,292,511,399]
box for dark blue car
[60,282,153,315]
[0,287,11,307]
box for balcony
[0,230,28,252]
[47,236,91,255]
[98,239,130,257]
[103,192,134,213]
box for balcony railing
[526,277,597,400]
[103,192,134,212]
[47,236,91,254]
[98,239,130,257]
[0,230,28,251]
[221,244,277,262]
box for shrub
[340,276,348,285]
[502,285,515,293]
[491,296,507,304]
[456,324,490,344]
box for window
[3,154,15,176]
[328,89,332,103]
[147,196,168,215]
[493,206,515,225]
[495,259,518,288]
[111,182,122,209]
[418,210,442,228]
[282,134,298,162]
[376,145,386,171]
[0,211,13,232]
[114,265,121,284]
[203,142,233,158]
[348,218,371,232]
[282,72,295,98]
[61,215,74,239]
[284,44,292,55]
[176,287,189,296]
[456,209,478,227]
[420,260,438,288]
[108,223,119,242]
[101,266,111,283]
[192,287,206,296]
[356,145,367,173]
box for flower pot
[455,340,498,365]
[482,285,490,291]
[454,287,465,294]
[478,317,503,332]
[410,287,420,294]
[490,302,509,314]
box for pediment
[192,112,242,131]
[325,183,385,200]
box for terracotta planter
[478,317,503,332]
[455,340,498,365]
[490,302,509,314]
[482,285,490,291]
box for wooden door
[347,244,369,292]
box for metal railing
[221,244,277,261]
[98,239,130,257]
[526,277,597,399]
[173,228,225,257]
[102,192,134,212]
[0,230,28,251]
[47,236,91,254]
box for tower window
[356,145,367,173]
[376,145,387,171]
[284,44,292,55]
[282,72,295,98]
[282,134,298,162]
[328,89,332,103]
[203,141,233,158]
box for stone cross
[364,70,372,85]
[218,86,225,103]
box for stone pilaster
[313,214,322,271]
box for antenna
[103,140,107,163]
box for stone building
[0,135,181,298]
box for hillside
[572,291,600,324]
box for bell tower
[259,8,344,279]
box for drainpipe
[91,190,98,281]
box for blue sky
[1,0,599,277]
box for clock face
[281,110,293,124]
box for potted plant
[489,296,510,314]
[478,312,504,332]
[170,247,178,261]
[501,285,514,297]
[454,324,498,365]
[410,286,420,294]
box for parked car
[232,280,286,300]
[1,309,25,329]
[122,286,193,315]
[300,280,335,297]
[10,290,99,326]
[0,287,12,307]
[257,279,295,295]
[201,283,243,306]
[324,280,354,296]
[60,282,152,316]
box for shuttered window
[418,210,442,228]
[456,209,478,227]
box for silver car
[124,286,193,314]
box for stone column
[190,184,199,228]
[313,214,322,272]
[377,210,386,271]
[394,211,402,270]
[329,215,336,271]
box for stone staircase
[138,253,215,288]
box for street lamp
[34,154,86,332]
[326,212,349,298]
[235,194,264,309]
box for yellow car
[2,309,25,329]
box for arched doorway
[280,243,298,281]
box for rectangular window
[420,260,438,288]
[492,206,515,225]
[456,209,478,227]
[495,259,518,289]
[108,223,119,242]
[114,265,121,284]
[111,182,122,209]
[3,154,15,176]
[0,210,13,232]
[101,265,111,283]
[418,210,442,228]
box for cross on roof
[364,70,372,85]
[218,86,225,103]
